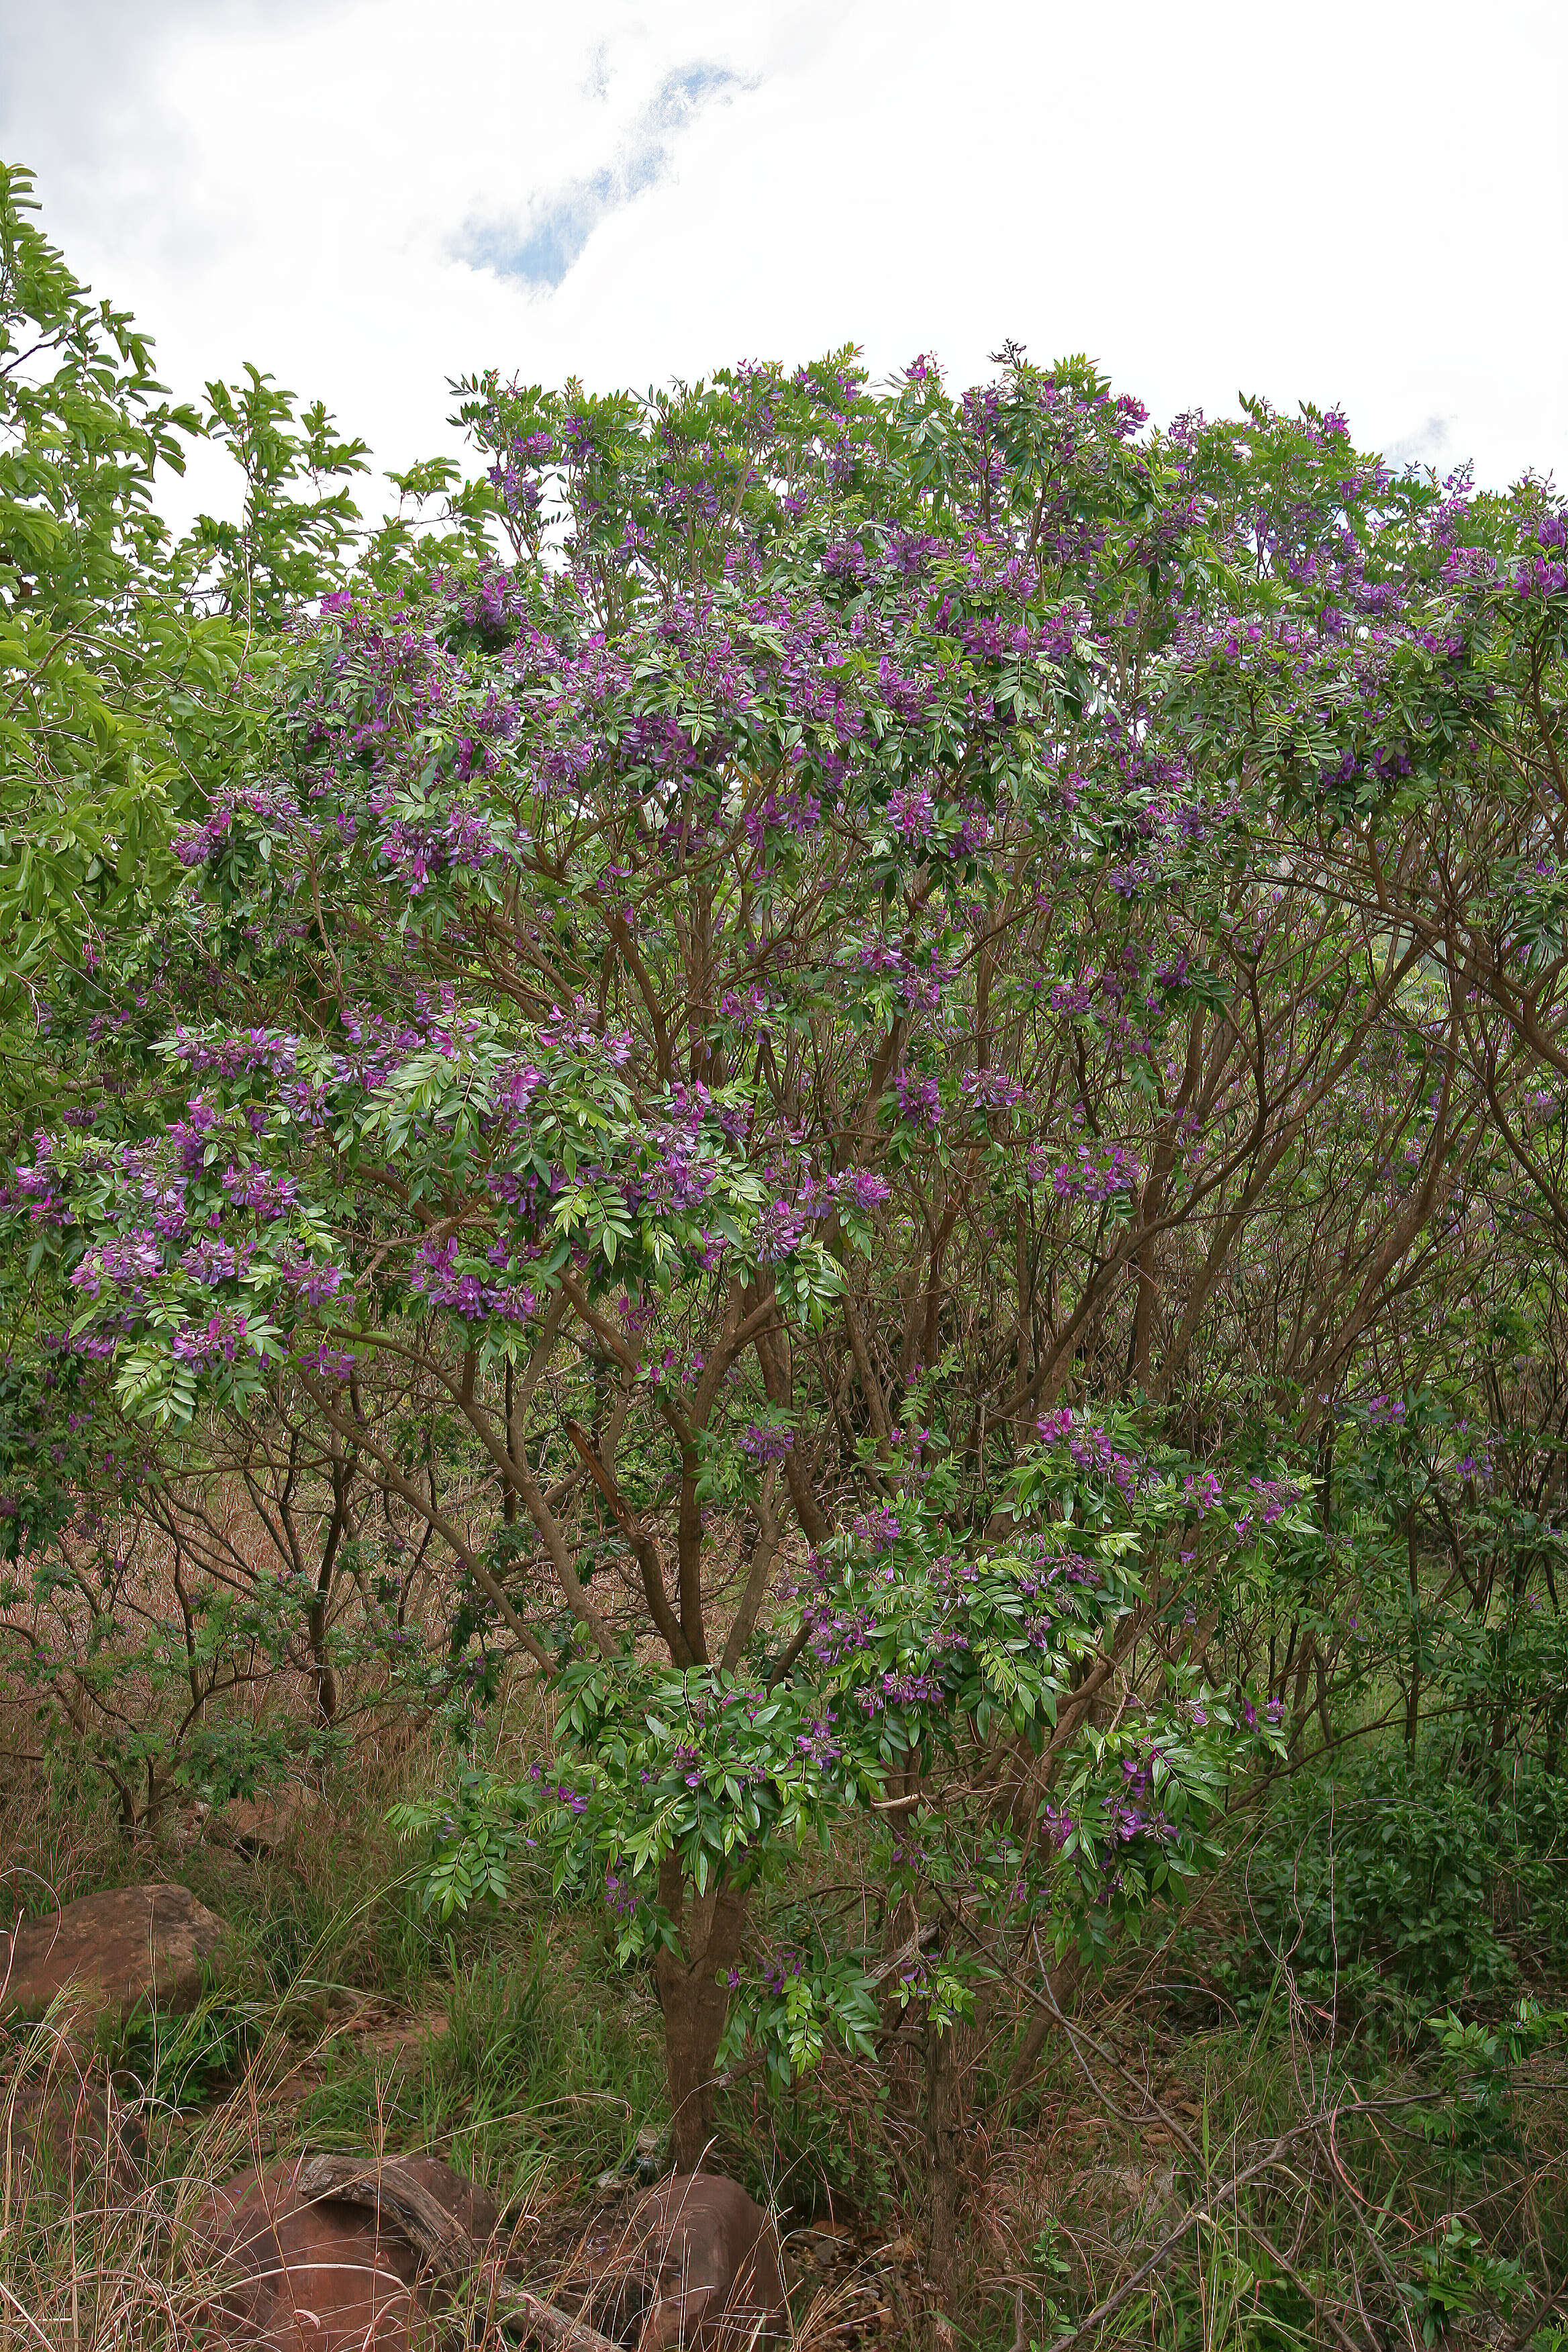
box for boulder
[188,2153,508,2352]
[1,1883,228,2025]
[1,2072,146,2201]
[593,2173,787,2351]
[184,2149,785,2352]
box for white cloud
[2,0,1565,526]
[458,60,750,289]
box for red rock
[622,2173,787,2350]
[1,1883,228,2024]
[189,2152,501,2352]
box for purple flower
[830,1168,891,1212]
[171,1310,254,1368]
[851,1504,902,1554]
[222,1164,298,1219]
[795,1714,843,1767]
[887,781,937,841]
[859,1669,942,1714]
[71,1230,163,1300]
[276,1255,346,1306]
[961,1069,1026,1110]
[753,1197,807,1262]
[409,1232,535,1322]
[893,1073,941,1128]
[738,1420,794,1461]
[179,1237,249,1286]
[1034,1142,1142,1201]
[494,1061,543,1120]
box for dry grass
[7,1483,1568,2351]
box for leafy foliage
[8,160,1568,2339]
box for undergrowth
[5,1726,1568,2348]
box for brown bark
[999,1947,1085,2110]
[652,1863,750,2172]
[920,2012,963,2352]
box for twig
[293,2155,622,2352]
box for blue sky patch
[459,61,745,291]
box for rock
[0,1883,228,2026]
[1,2072,146,2201]
[208,1784,313,1857]
[185,2151,786,2352]
[384,2152,503,2247]
[188,2151,502,2352]
[590,2173,787,2351]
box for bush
[1230,1747,1540,2021]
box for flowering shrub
[13,326,1568,2167]
[392,1417,1301,2094]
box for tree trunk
[878,1890,924,2117]
[652,1863,748,2172]
[921,2010,963,2352]
[1404,1508,1422,1749]
[309,1459,351,1724]
[999,1947,1083,2114]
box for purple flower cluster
[275,1254,346,1306]
[1035,1410,1141,1499]
[71,1230,162,1300]
[738,1420,794,1462]
[410,1234,536,1324]
[894,1072,942,1128]
[850,1504,903,1555]
[526,1761,590,1814]
[794,1714,843,1767]
[887,781,938,840]
[961,1069,1026,1110]
[1231,1476,1302,1540]
[859,1669,942,1714]
[222,1163,298,1219]
[833,1168,891,1214]
[172,1028,300,1080]
[1033,1142,1142,1200]
[1516,514,1568,599]
[3,1139,64,1224]
[172,781,301,867]
[170,1310,255,1368]
[752,1197,808,1263]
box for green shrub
[1230,1747,1536,2020]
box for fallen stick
[295,2151,476,2274]
[494,2284,626,2352]
[293,2153,623,2352]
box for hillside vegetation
[5,160,1568,2349]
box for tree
[6,352,1328,2161]
[0,158,224,991]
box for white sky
[3,0,1565,522]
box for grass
[7,1687,1568,2349]
[298,1929,667,2192]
